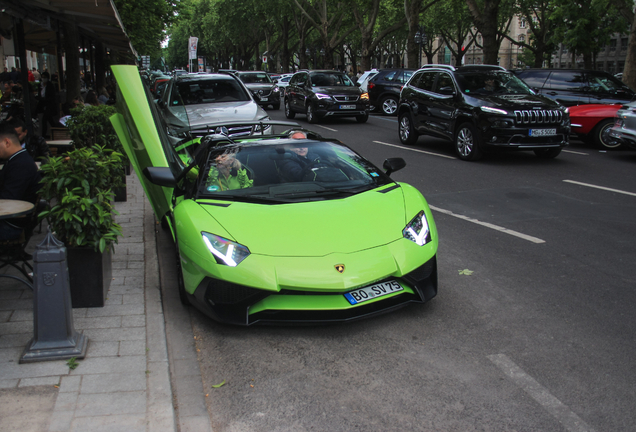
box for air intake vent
[514,110,562,124]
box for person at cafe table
[10,118,49,163]
[0,123,41,241]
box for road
[190,108,636,432]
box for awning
[0,0,136,57]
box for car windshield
[455,71,533,95]
[196,139,394,202]
[310,72,355,87]
[172,78,250,106]
[239,73,273,84]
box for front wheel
[380,96,398,115]
[534,148,562,159]
[593,119,621,149]
[454,123,483,161]
[398,112,419,145]
[306,103,319,123]
[356,113,369,123]
[284,99,295,119]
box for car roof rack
[420,64,456,71]
[458,65,507,71]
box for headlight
[273,86,279,93]
[480,106,507,115]
[402,211,431,246]
[360,92,369,100]
[202,232,250,266]
[315,92,332,100]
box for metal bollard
[20,229,88,363]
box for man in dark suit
[10,118,49,163]
[37,72,59,138]
[0,123,41,240]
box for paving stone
[0,290,22,300]
[9,309,32,322]
[0,346,22,362]
[181,416,213,432]
[84,304,144,317]
[111,261,127,269]
[86,341,119,357]
[72,308,88,319]
[119,340,146,356]
[127,261,144,269]
[123,294,144,305]
[0,379,18,388]
[0,299,32,311]
[59,375,82,393]
[106,286,144,295]
[110,276,125,285]
[105,294,123,305]
[124,244,145,255]
[74,316,122,330]
[81,327,145,342]
[70,414,146,432]
[0,360,69,380]
[19,376,61,387]
[112,253,144,262]
[122,315,145,327]
[21,290,33,299]
[80,372,146,393]
[0,333,31,348]
[48,410,74,432]
[69,355,146,376]
[74,390,146,417]
[53,391,79,411]
[0,311,11,322]
[111,268,143,277]
[123,276,144,287]
[0,321,33,335]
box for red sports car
[568,104,622,149]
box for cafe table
[0,199,35,219]
[0,199,36,289]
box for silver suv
[158,73,270,141]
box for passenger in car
[204,152,253,191]
[278,144,321,182]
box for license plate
[529,128,557,136]
[344,280,403,305]
[261,97,268,102]
[340,104,356,110]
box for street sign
[189,37,198,60]
[262,55,268,64]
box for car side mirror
[156,99,164,108]
[144,167,177,188]
[383,158,406,176]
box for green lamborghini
[110,65,438,325]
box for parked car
[610,101,636,150]
[397,64,570,161]
[356,69,379,92]
[157,72,269,142]
[567,104,622,149]
[276,73,294,97]
[237,71,281,110]
[111,63,439,325]
[368,68,415,115]
[284,70,370,123]
[514,68,636,107]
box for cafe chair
[0,207,41,289]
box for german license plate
[261,97,269,102]
[344,280,403,305]
[529,128,557,136]
[340,104,356,110]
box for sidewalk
[0,173,210,431]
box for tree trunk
[623,11,636,88]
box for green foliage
[38,146,124,253]
[66,357,79,370]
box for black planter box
[67,247,112,308]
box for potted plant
[39,145,124,307]
[65,104,130,201]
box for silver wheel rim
[457,127,473,157]
[382,98,397,115]
[285,101,290,116]
[399,116,410,142]
[600,123,620,148]
[307,105,313,121]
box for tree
[404,0,440,68]
[465,0,507,64]
[113,0,178,57]
[431,0,475,66]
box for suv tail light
[368,82,375,89]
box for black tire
[160,215,170,231]
[592,119,621,149]
[454,122,483,161]
[306,103,318,124]
[380,96,398,116]
[272,103,280,110]
[356,113,369,123]
[284,99,295,119]
[174,241,190,306]
[534,148,562,159]
[398,112,419,145]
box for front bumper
[315,100,370,118]
[609,126,636,149]
[187,256,438,325]
[478,123,570,150]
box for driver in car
[205,152,253,192]
[278,143,321,182]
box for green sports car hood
[199,186,407,257]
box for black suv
[514,69,636,106]
[397,65,570,161]
[284,70,370,123]
[367,68,415,115]
[237,71,281,110]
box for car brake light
[368,82,375,89]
